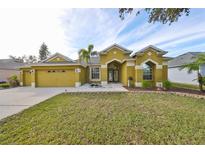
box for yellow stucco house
[19,44,169,88]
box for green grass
[0,92,205,144]
[171,82,205,91]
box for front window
[91,67,100,80]
[143,63,152,80]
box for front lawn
[171,82,205,91]
[0,92,205,144]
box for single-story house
[168,52,205,85]
[0,59,25,82]
[19,44,169,88]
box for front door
[108,69,119,82]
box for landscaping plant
[142,80,153,88]
[180,53,205,92]
[163,80,172,90]
[7,75,19,87]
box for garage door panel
[36,69,75,87]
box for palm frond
[88,44,94,53]
[196,53,205,65]
[180,62,199,74]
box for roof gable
[41,53,74,63]
[100,43,132,54]
[132,45,168,57]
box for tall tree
[180,53,205,92]
[39,42,50,61]
[78,44,97,64]
[119,8,190,25]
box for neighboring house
[20,44,169,88]
[168,52,205,85]
[0,59,25,82]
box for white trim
[20,82,23,86]
[90,66,101,81]
[123,58,135,61]
[41,52,74,63]
[139,58,163,69]
[75,82,81,87]
[156,82,163,88]
[101,65,107,68]
[162,62,168,65]
[31,82,35,88]
[135,82,142,87]
[27,63,86,68]
[156,65,163,69]
[100,43,132,54]
[105,58,122,65]
[133,45,168,57]
[135,65,143,69]
[101,81,107,85]
[141,58,159,66]
[127,61,135,66]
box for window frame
[143,63,153,80]
[90,67,100,81]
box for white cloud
[61,8,138,54]
[0,8,69,59]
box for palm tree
[180,53,205,92]
[78,44,97,65]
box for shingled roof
[168,52,204,68]
[0,59,26,70]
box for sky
[0,8,205,60]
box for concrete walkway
[0,84,127,120]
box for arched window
[143,63,153,80]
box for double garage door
[36,69,75,87]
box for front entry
[108,69,119,82]
[107,61,121,83]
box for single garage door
[36,69,75,87]
[23,71,31,86]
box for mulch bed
[124,86,205,99]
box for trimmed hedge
[142,80,154,88]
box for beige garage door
[36,69,75,87]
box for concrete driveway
[0,87,65,120]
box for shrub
[0,83,10,88]
[142,81,153,88]
[7,75,19,87]
[163,80,172,90]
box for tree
[78,44,97,64]
[180,53,205,92]
[25,55,37,64]
[9,55,37,63]
[119,8,190,25]
[9,55,26,63]
[39,42,50,61]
